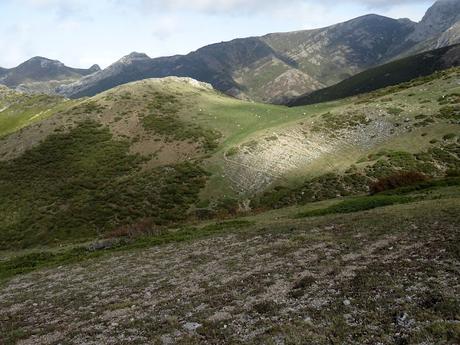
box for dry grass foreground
[1,196,459,345]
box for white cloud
[12,0,436,18]
[151,16,181,39]
[18,0,90,19]
[135,0,434,14]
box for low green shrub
[443,133,457,141]
[225,147,239,157]
[296,195,414,218]
[141,91,221,152]
[380,177,460,195]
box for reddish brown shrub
[370,171,428,194]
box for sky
[0,0,436,69]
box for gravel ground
[1,198,459,345]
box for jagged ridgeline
[1,0,459,103]
[0,66,459,249]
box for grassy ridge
[0,91,68,137]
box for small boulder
[182,322,202,332]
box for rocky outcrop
[408,0,460,43]
[437,21,460,47]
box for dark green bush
[296,195,413,218]
[0,121,208,249]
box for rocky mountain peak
[409,0,460,42]
[22,57,65,69]
[88,64,101,73]
[119,52,151,65]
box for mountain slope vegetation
[0,67,459,250]
[289,43,460,106]
[0,85,69,137]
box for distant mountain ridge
[1,0,459,102]
[56,14,417,102]
[0,57,100,87]
[288,43,460,106]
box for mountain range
[0,0,459,103]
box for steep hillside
[404,0,460,50]
[218,67,460,205]
[0,57,100,94]
[53,1,459,103]
[56,39,286,100]
[0,77,305,249]
[289,44,460,106]
[438,21,460,47]
[0,67,459,250]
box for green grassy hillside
[0,86,70,137]
[0,69,459,249]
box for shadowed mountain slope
[289,43,460,106]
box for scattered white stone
[182,322,202,332]
[208,311,231,322]
[161,335,174,345]
[343,299,351,306]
